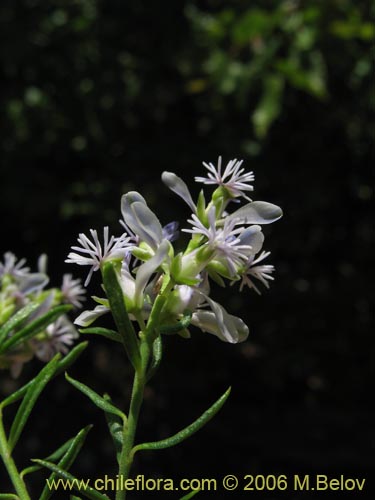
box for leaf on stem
[79,327,122,343]
[145,336,163,382]
[0,305,72,354]
[132,387,231,455]
[102,261,141,371]
[65,373,125,420]
[0,494,20,499]
[38,425,92,500]
[21,434,76,478]
[32,460,109,500]
[0,302,40,346]
[103,394,123,464]
[159,310,192,334]
[0,342,88,409]
[8,355,61,451]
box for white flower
[65,227,132,286]
[183,208,251,276]
[34,316,79,362]
[239,251,275,294]
[61,274,86,308]
[195,156,254,200]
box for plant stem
[0,409,31,500]
[116,339,151,500]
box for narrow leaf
[0,305,71,353]
[103,394,123,464]
[132,387,231,455]
[65,373,125,420]
[21,435,75,478]
[0,495,19,499]
[0,302,39,345]
[1,342,88,409]
[146,336,163,382]
[39,425,92,500]
[102,262,141,370]
[8,355,61,451]
[32,460,109,500]
[79,327,122,343]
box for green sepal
[38,425,92,500]
[196,190,207,223]
[0,305,72,354]
[65,373,125,420]
[103,394,123,464]
[132,387,231,455]
[79,327,122,343]
[101,261,141,371]
[32,460,109,500]
[8,354,61,451]
[159,310,192,335]
[206,267,226,287]
[0,342,88,408]
[21,434,75,478]
[145,336,163,382]
[180,490,201,500]
[0,302,40,346]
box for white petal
[228,201,283,225]
[74,305,109,327]
[161,172,196,212]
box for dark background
[0,1,373,498]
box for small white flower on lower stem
[65,227,132,286]
[61,274,86,308]
[34,316,78,362]
[239,250,275,294]
[195,156,254,200]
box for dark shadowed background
[0,1,373,498]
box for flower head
[0,252,30,279]
[195,156,254,200]
[34,316,79,362]
[61,274,86,308]
[65,227,132,286]
[239,251,275,294]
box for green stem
[116,339,151,500]
[0,410,31,500]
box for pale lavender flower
[239,251,275,294]
[65,227,132,286]
[61,274,86,308]
[0,252,30,279]
[34,316,78,362]
[195,156,254,200]
[183,208,252,276]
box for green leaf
[1,342,88,408]
[0,495,20,499]
[132,387,231,455]
[79,327,122,343]
[65,373,125,420]
[180,490,201,500]
[32,460,109,500]
[103,394,123,464]
[0,305,71,354]
[252,73,284,138]
[21,434,76,478]
[0,302,39,346]
[8,355,61,451]
[146,336,163,382]
[101,261,141,371]
[39,425,92,500]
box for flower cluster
[0,252,85,377]
[67,157,282,344]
